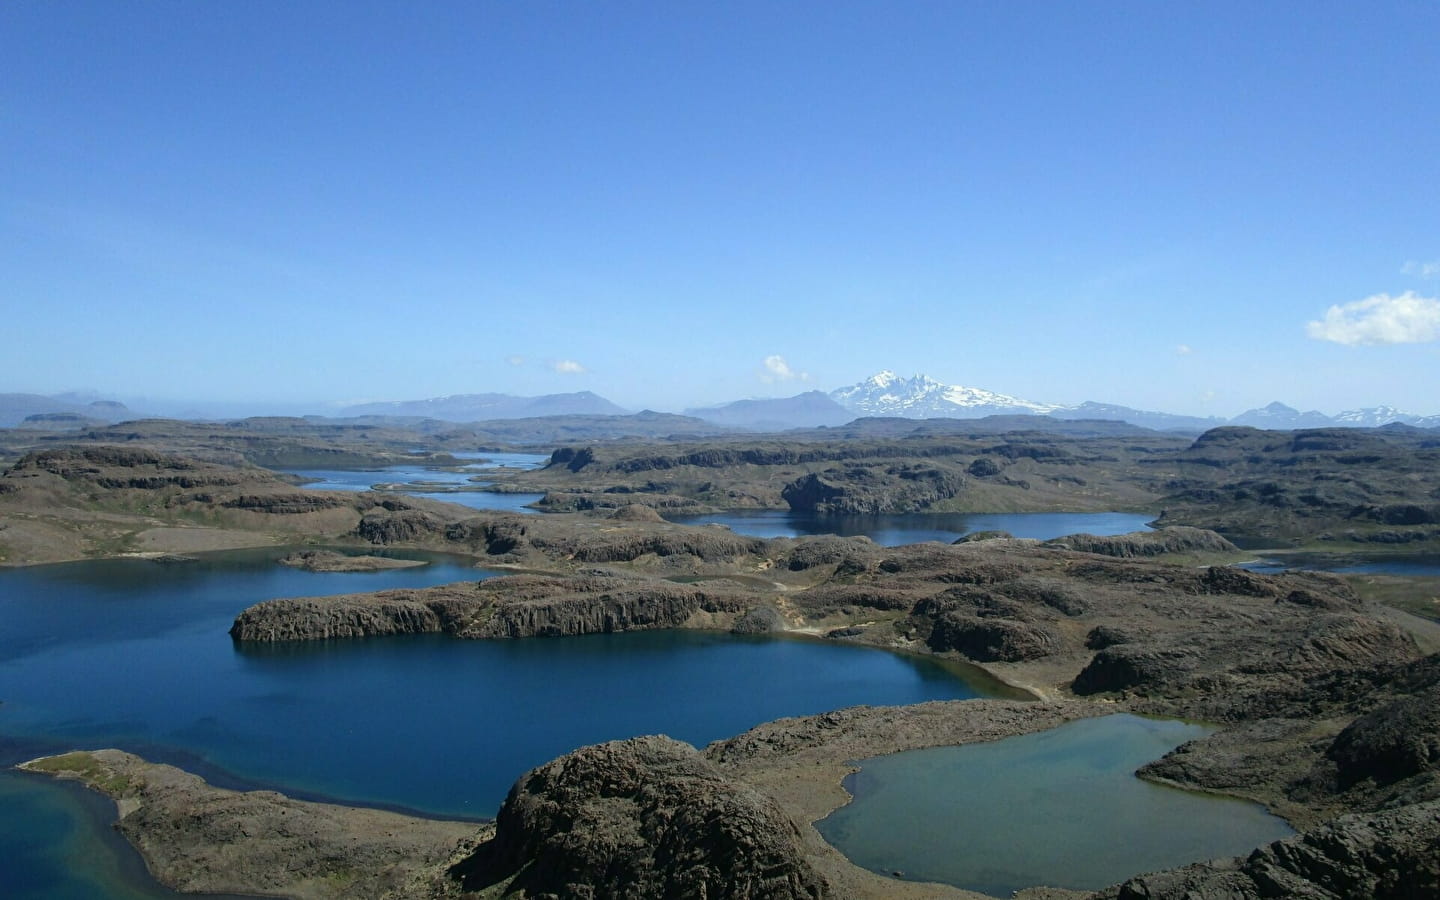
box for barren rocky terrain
[8,429,1440,898]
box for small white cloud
[1402,260,1440,278]
[505,355,526,367]
[550,359,587,374]
[759,355,809,383]
[1176,344,1193,355]
[1306,291,1440,345]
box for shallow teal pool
[817,714,1294,895]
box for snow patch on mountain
[830,371,1062,419]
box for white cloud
[1402,260,1440,278]
[1306,291,1440,345]
[759,355,809,383]
[505,355,526,367]
[550,359,587,374]
[1176,344,1192,355]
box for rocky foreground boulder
[450,735,828,899]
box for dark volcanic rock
[475,584,705,638]
[1085,624,1137,650]
[731,605,786,634]
[609,503,667,522]
[1072,645,1200,695]
[221,492,351,514]
[451,736,828,899]
[229,595,445,641]
[229,575,744,643]
[1096,800,1440,899]
[355,508,446,544]
[780,473,847,512]
[1327,684,1440,788]
[1043,526,1236,558]
[927,613,1059,662]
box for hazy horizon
[10,370,1435,423]
[4,3,1437,417]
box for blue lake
[818,714,1295,895]
[1241,553,1440,577]
[280,451,550,513]
[665,509,1156,545]
[0,548,986,897]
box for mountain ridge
[822,372,1440,433]
[338,391,628,421]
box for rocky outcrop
[1042,526,1236,558]
[229,593,449,641]
[1097,800,1440,899]
[731,604,787,634]
[450,736,828,899]
[1155,425,1440,545]
[609,503,668,522]
[230,575,749,643]
[1327,684,1440,788]
[221,492,352,513]
[781,465,966,514]
[926,613,1059,662]
[356,508,448,544]
[1072,645,1200,695]
[277,550,427,572]
[476,582,711,639]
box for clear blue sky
[4,1,1438,417]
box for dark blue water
[818,714,1294,895]
[280,451,549,513]
[665,510,1156,545]
[0,549,984,896]
[1241,553,1440,577]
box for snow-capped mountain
[826,373,1440,432]
[1332,406,1440,428]
[830,371,1062,419]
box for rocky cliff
[230,573,748,642]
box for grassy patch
[26,752,135,795]
[1346,574,1440,624]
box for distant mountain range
[5,378,1437,434]
[684,391,853,430]
[687,372,1440,433]
[0,393,138,428]
[338,391,628,420]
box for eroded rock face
[451,736,828,899]
[1097,800,1440,899]
[1327,684,1440,788]
[1043,526,1237,558]
[230,575,748,642]
[927,613,1059,662]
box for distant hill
[1229,401,1335,429]
[685,391,853,430]
[0,393,138,428]
[1050,401,1223,433]
[338,391,629,421]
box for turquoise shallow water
[817,714,1295,896]
[0,548,985,896]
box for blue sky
[3,1,1438,417]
